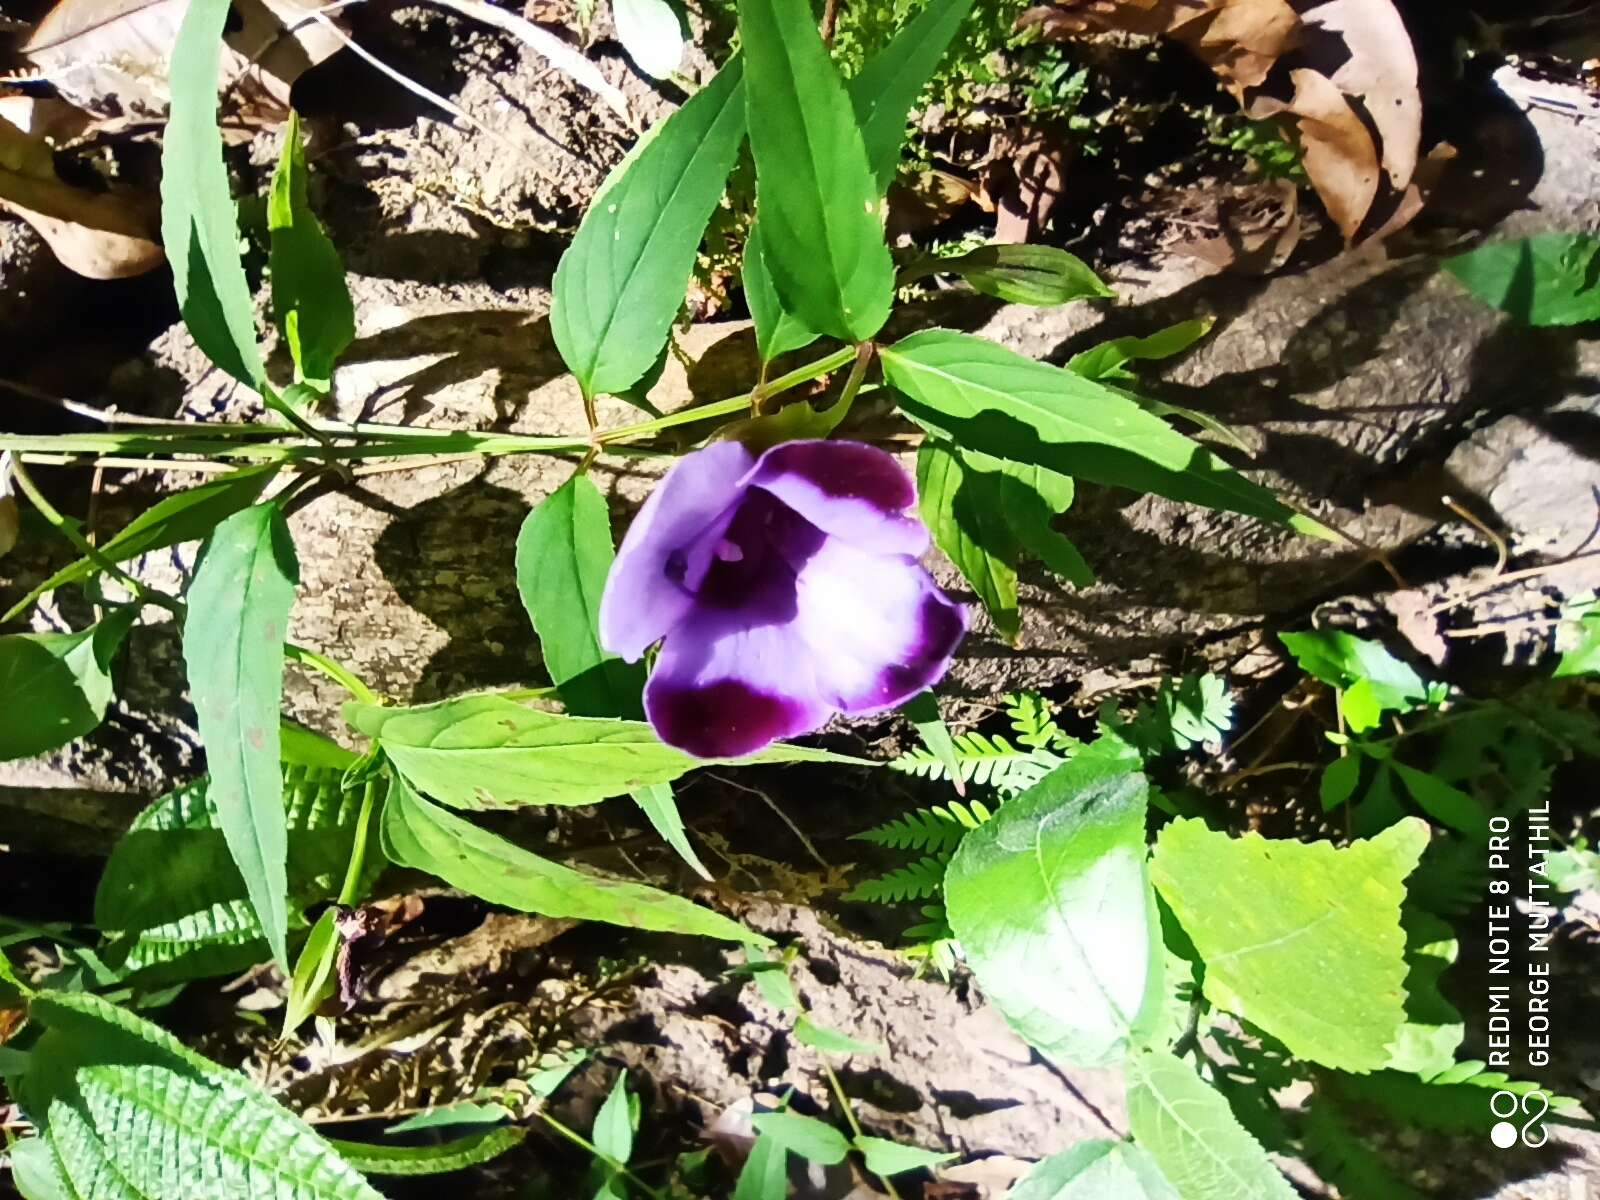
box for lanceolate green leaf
[346,693,861,810]
[18,990,383,1200]
[1126,1049,1296,1200]
[96,765,384,985]
[630,781,712,881]
[515,476,643,719]
[2,464,279,624]
[0,608,136,761]
[739,0,893,342]
[182,503,299,968]
[945,754,1163,1067]
[744,221,820,365]
[328,1128,526,1177]
[1150,817,1429,1072]
[846,0,974,192]
[551,58,747,402]
[1067,318,1214,382]
[881,330,1312,532]
[161,0,266,391]
[269,110,355,392]
[381,776,764,943]
[1009,1140,1180,1200]
[903,244,1111,307]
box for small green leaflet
[1150,817,1429,1072]
[268,110,355,393]
[612,0,683,79]
[734,1135,788,1200]
[749,1113,849,1165]
[917,437,1090,643]
[1008,1140,1180,1200]
[347,692,861,810]
[182,502,300,969]
[902,244,1111,307]
[551,57,747,403]
[0,608,135,761]
[1444,233,1600,326]
[591,1071,637,1198]
[328,1128,526,1177]
[1125,1049,1296,1200]
[1279,629,1427,732]
[901,691,963,793]
[1555,597,1600,677]
[882,330,1319,534]
[854,1136,956,1177]
[2,463,278,624]
[515,475,644,719]
[381,774,765,943]
[739,0,893,342]
[630,781,712,880]
[17,990,382,1200]
[945,755,1163,1067]
[160,0,266,392]
[283,906,340,1035]
[1067,318,1215,382]
[794,1015,884,1056]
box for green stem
[284,643,380,706]
[818,1057,903,1200]
[533,1109,667,1200]
[335,778,381,906]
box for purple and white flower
[600,439,966,758]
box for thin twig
[712,774,829,870]
[1442,493,1508,577]
[1443,616,1567,640]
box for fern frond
[889,730,1062,794]
[1125,672,1235,756]
[853,799,993,852]
[844,856,949,903]
[1302,1103,1426,1200]
[1004,691,1080,752]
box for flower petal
[792,537,965,713]
[599,440,756,661]
[750,440,928,557]
[645,616,832,758]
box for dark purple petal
[790,536,966,713]
[600,440,755,661]
[644,616,831,758]
[750,440,928,557]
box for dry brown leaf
[21,0,343,125]
[0,113,163,278]
[1279,67,1378,243]
[1297,0,1420,190]
[981,128,1070,243]
[1171,177,1301,273]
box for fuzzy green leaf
[1151,817,1429,1072]
[268,110,354,392]
[182,503,299,968]
[515,476,643,719]
[17,990,382,1199]
[883,331,1312,533]
[1444,234,1600,326]
[0,608,135,761]
[552,57,747,400]
[1009,1140,1179,1200]
[161,0,265,391]
[381,775,764,943]
[945,756,1163,1067]
[1126,1049,1295,1200]
[348,693,858,810]
[739,0,893,342]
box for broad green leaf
[612,0,684,79]
[161,0,266,391]
[1279,629,1426,714]
[734,1135,787,1200]
[1150,817,1429,1072]
[853,1136,956,1177]
[846,0,974,192]
[328,1128,525,1177]
[18,990,382,1199]
[0,608,135,761]
[268,110,354,392]
[96,766,384,985]
[380,775,766,943]
[515,476,643,719]
[739,0,893,342]
[630,781,712,881]
[905,244,1111,307]
[347,693,860,810]
[1125,1049,1296,1200]
[743,221,820,364]
[1008,1140,1179,1200]
[945,755,1162,1067]
[749,1113,849,1166]
[1444,233,1600,326]
[882,331,1310,532]
[551,58,747,401]
[182,503,299,968]
[2,464,278,624]
[1067,318,1215,382]
[793,1016,884,1056]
